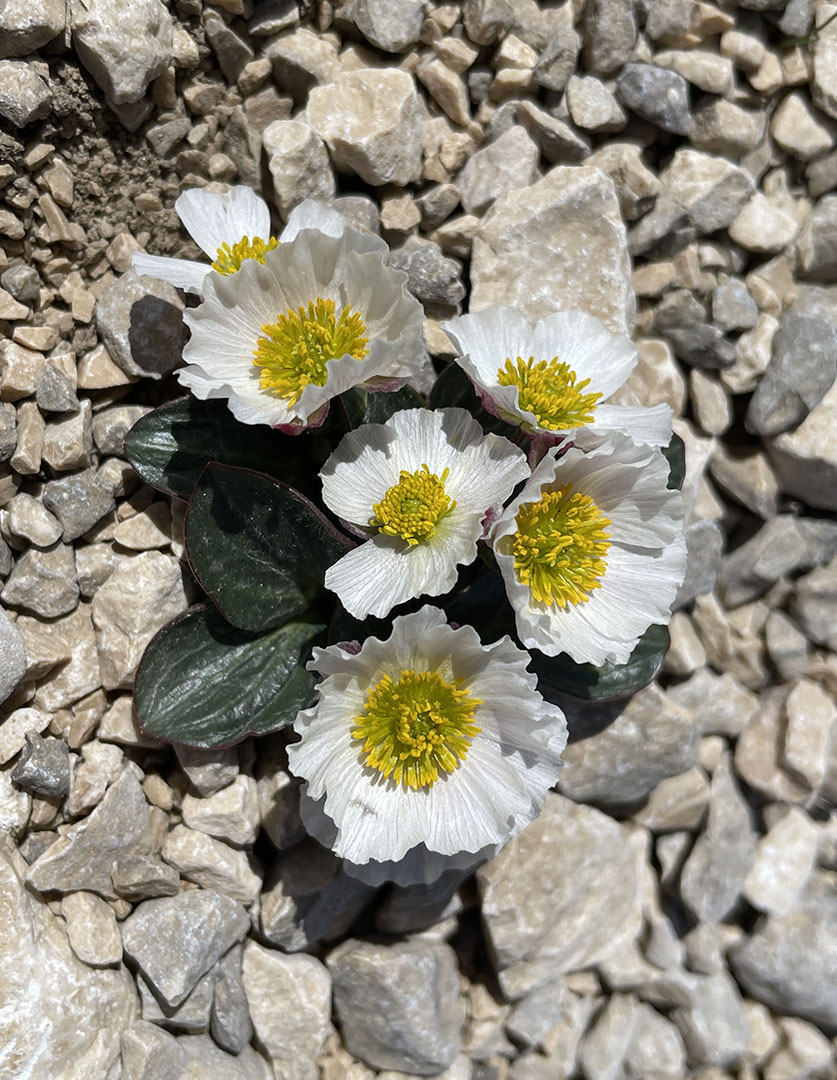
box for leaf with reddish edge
[134,604,323,748]
[185,463,353,633]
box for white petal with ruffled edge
[320,408,529,617]
[491,437,686,666]
[285,606,567,886]
[283,198,388,256]
[132,253,209,294]
[175,185,271,259]
[179,230,425,427]
[442,306,672,448]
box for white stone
[655,48,735,95]
[71,0,173,105]
[263,119,335,222]
[728,193,800,254]
[242,942,332,1080]
[766,376,837,511]
[470,165,634,335]
[0,0,64,59]
[181,775,260,847]
[743,807,820,916]
[771,91,835,161]
[812,0,837,120]
[459,125,540,215]
[61,890,124,967]
[0,605,25,707]
[6,492,62,548]
[782,677,837,790]
[161,824,262,905]
[91,550,188,690]
[0,705,50,764]
[308,69,422,186]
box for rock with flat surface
[730,872,837,1032]
[71,0,173,105]
[242,942,332,1080]
[478,793,641,998]
[122,889,249,1008]
[26,767,154,897]
[558,684,699,809]
[679,753,756,923]
[766,375,837,511]
[161,824,261,906]
[671,971,750,1068]
[95,270,185,380]
[0,60,51,127]
[470,165,633,335]
[0,605,25,706]
[263,119,334,221]
[0,836,137,1080]
[2,541,78,618]
[460,126,541,216]
[10,733,70,797]
[617,63,691,135]
[61,890,124,967]
[91,550,188,690]
[345,0,425,52]
[744,807,820,916]
[0,0,64,58]
[211,944,253,1056]
[308,68,422,186]
[181,775,260,847]
[328,937,463,1075]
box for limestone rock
[679,753,757,923]
[557,684,699,809]
[1,541,78,618]
[0,836,137,1079]
[766,375,837,511]
[0,0,65,58]
[744,807,820,916]
[122,889,250,1008]
[345,0,425,52]
[61,890,124,967]
[730,872,837,1031]
[242,942,332,1080]
[478,793,641,998]
[91,550,188,690]
[0,59,52,128]
[812,0,837,120]
[328,937,463,1074]
[181,775,260,848]
[308,69,423,186]
[211,944,254,1056]
[671,971,750,1068]
[10,732,70,797]
[71,0,173,105]
[263,119,335,221]
[617,63,691,135]
[95,270,185,380]
[0,604,25,706]
[26,767,154,898]
[161,824,262,905]
[42,468,116,542]
[470,165,634,335]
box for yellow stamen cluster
[513,483,611,607]
[497,355,602,431]
[254,297,369,405]
[370,465,456,546]
[353,668,482,789]
[212,235,279,275]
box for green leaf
[429,362,521,441]
[134,605,323,748]
[662,432,686,491]
[327,384,426,433]
[363,385,425,424]
[125,397,316,499]
[186,464,351,632]
[530,623,670,702]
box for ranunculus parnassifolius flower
[491,436,686,667]
[286,605,568,886]
[320,407,529,618]
[131,187,386,294]
[177,226,426,429]
[441,305,672,448]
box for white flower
[320,408,529,618]
[286,605,568,886]
[441,306,672,448]
[131,187,386,295]
[491,436,686,667]
[178,227,426,429]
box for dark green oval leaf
[326,384,426,433]
[364,384,425,424]
[135,605,323,748]
[186,464,352,632]
[663,432,686,491]
[429,362,522,441]
[125,397,316,499]
[530,623,670,702]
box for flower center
[513,483,611,607]
[212,235,279,275]
[253,297,369,405]
[370,465,456,546]
[353,668,482,790]
[497,356,602,431]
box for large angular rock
[1,541,78,618]
[122,890,250,1008]
[679,753,756,923]
[263,119,335,221]
[95,270,185,380]
[0,836,138,1079]
[470,165,634,335]
[343,0,425,52]
[91,550,188,690]
[671,971,750,1068]
[242,942,332,1080]
[308,68,422,186]
[0,0,65,59]
[121,1022,271,1080]
[459,125,540,215]
[0,59,52,127]
[328,938,463,1075]
[0,604,25,706]
[557,684,699,809]
[478,793,642,998]
[71,0,173,105]
[730,872,837,1032]
[766,374,837,510]
[743,807,819,916]
[26,766,154,898]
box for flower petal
[132,253,208,294]
[175,186,272,258]
[580,403,673,449]
[529,310,637,400]
[442,306,533,391]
